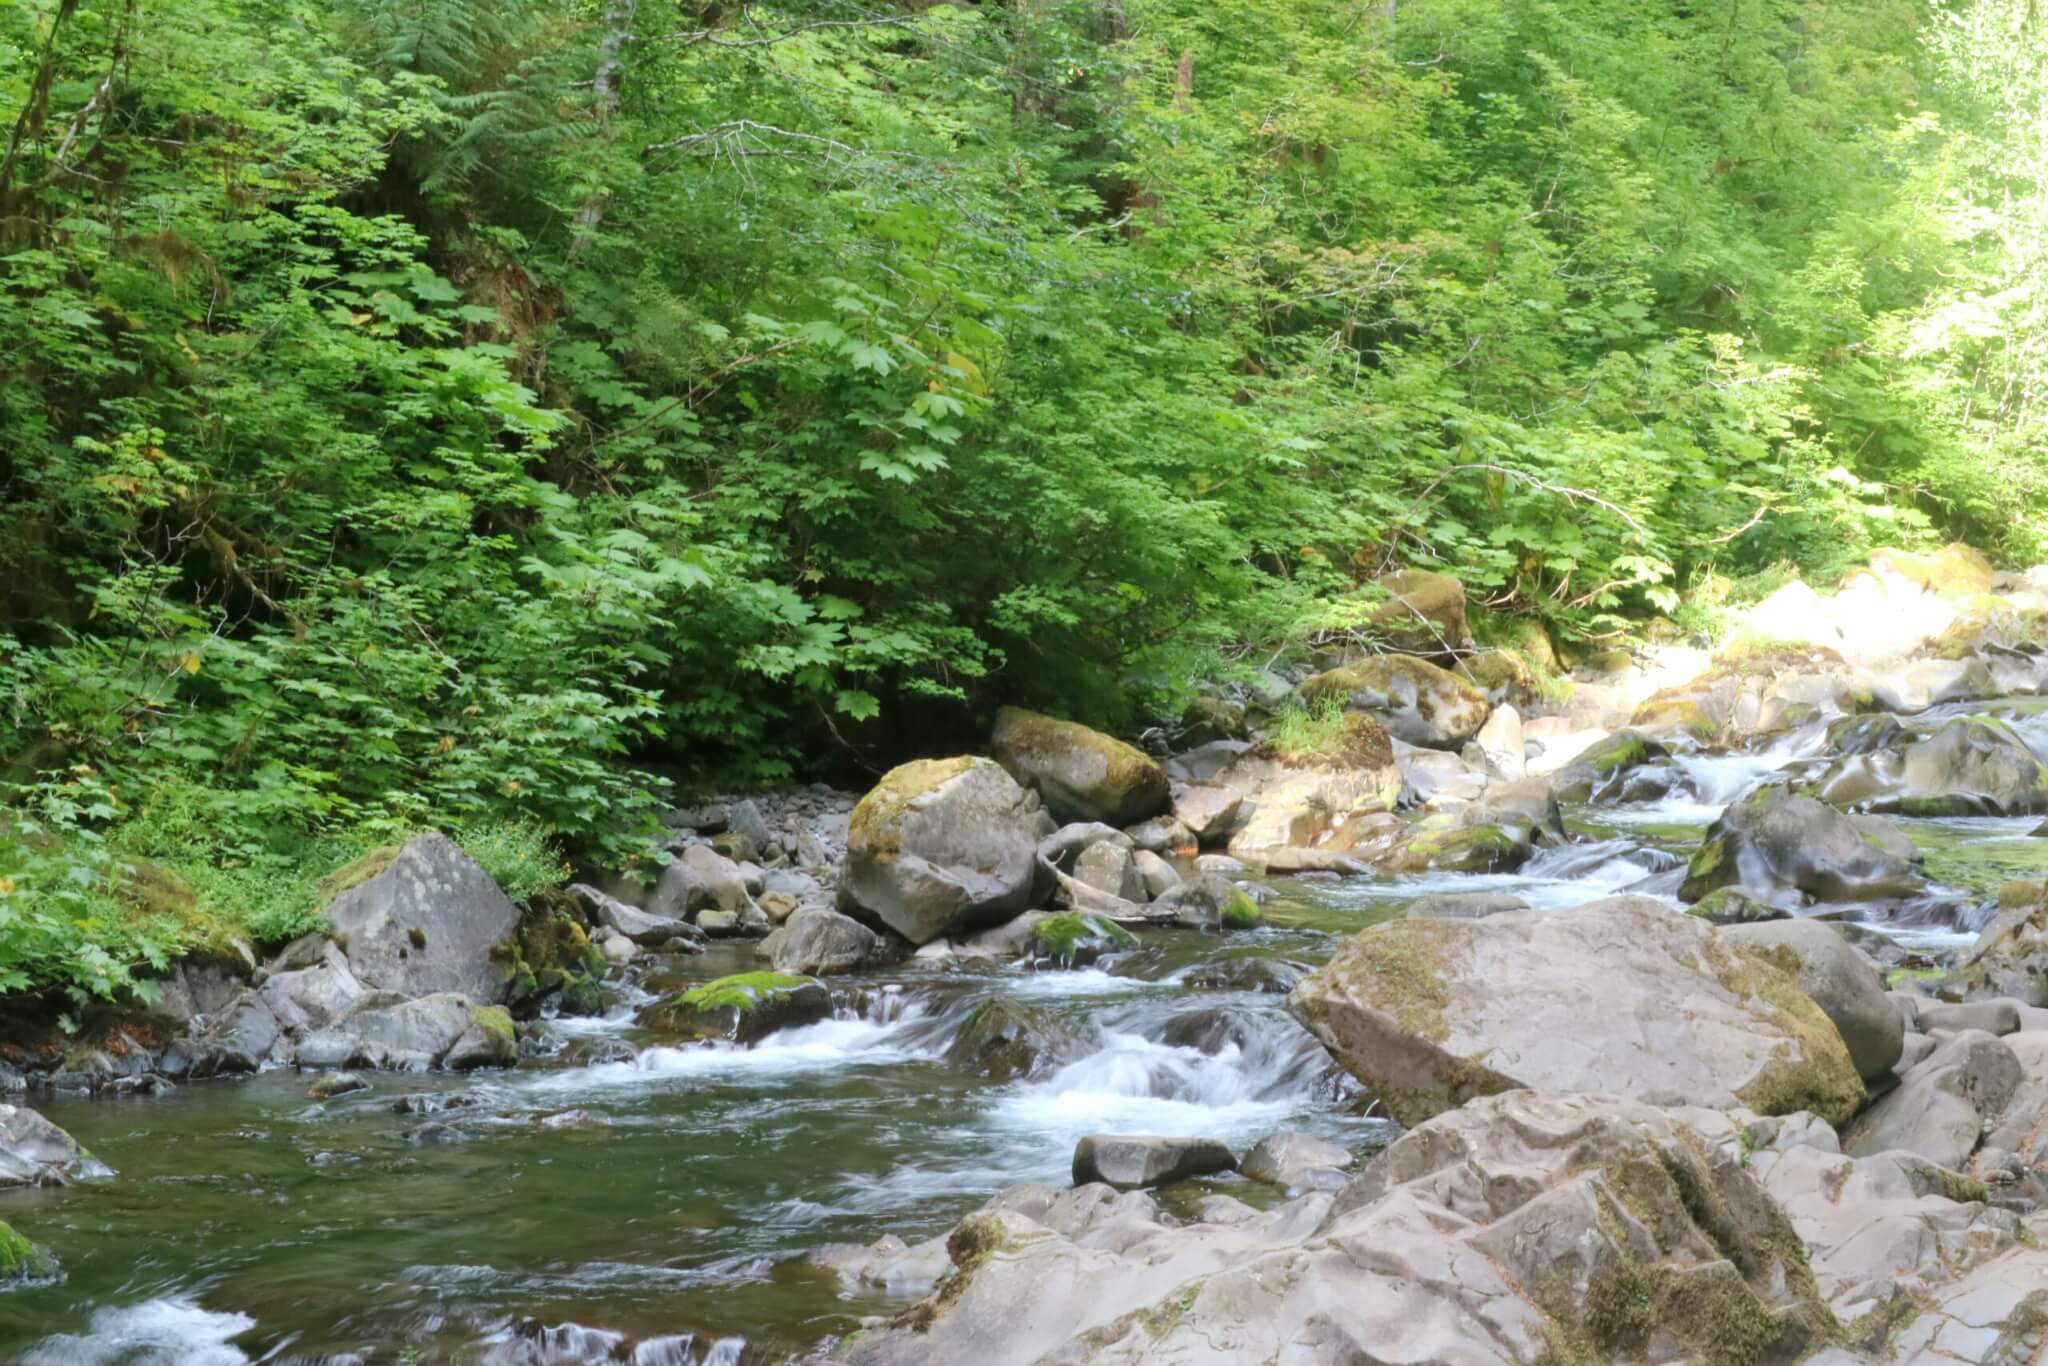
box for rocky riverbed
[9,546,2048,1362]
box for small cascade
[19,1296,256,1366]
[479,1321,744,1366]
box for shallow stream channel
[9,701,2048,1363]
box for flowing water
[10,704,2048,1363]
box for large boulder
[770,908,877,977]
[1842,1029,2024,1170]
[1298,655,1490,750]
[0,1104,112,1186]
[1212,718,1401,855]
[838,1092,1831,1366]
[1946,885,2048,1005]
[321,835,521,1003]
[158,989,283,1078]
[1719,919,1902,1082]
[1288,896,1865,1126]
[1679,787,1923,904]
[990,707,1169,827]
[1803,717,2048,817]
[1546,729,1672,803]
[294,992,517,1072]
[839,757,1044,945]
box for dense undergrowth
[4,0,2048,999]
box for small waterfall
[20,1297,256,1366]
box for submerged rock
[839,757,1045,946]
[990,707,1170,827]
[842,1092,1831,1366]
[636,972,832,1044]
[1071,1134,1236,1191]
[943,999,1074,1081]
[1679,787,1923,904]
[1288,895,1865,1126]
[1179,956,1309,995]
[0,1104,112,1187]
[0,1218,59,1284]
[306,1070,369,1100]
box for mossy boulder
[637,971,833,1044]
[1686,887,1790,926]
[990,707,1170,826]
[1373,816,1531,875]
[1149,873,1259,931]
[1024,912,1137,967]
[499,896,609,1018]
[1287,895,1864,1127]
[0,1219,58,1283]
[1368,568,1470,657]
[1212,720,1401,856]
[1868,542,1996,599]
[1680,788,1924,905]
[1299,655,1490,750]
[1547,729,1671,804]
[840,756,1044,945]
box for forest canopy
[4,0,2047,998]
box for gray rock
[1982,1030,2048,1207]
[1405,890,1529,920]
[1948,890,2048,1006]
[1071,1134,1236,1190]
[726,799,775,859]
[770,908,878,976]
[1164,740,1252,784]
[811,1233,954,1297]
[1808,716,2048,817]
[306,1070,369,1100]
[294,993,517,1072]
[1686,886,1793,925]
[943,999,1074,1081]
[991,707,1170,826]
[323,835,521,1003]
[1720,918,1903,1082]
[258,941,367,1034]
[1071,841,1144,902]
[1843,1029,2023,1169]
[843,1092,1828,1366]
[1035,821,1131,872]
[1546,729,1670,803]
[1178,956,1308,995]
[839,757,1044,945]
[1897,1030,1938,1073]
[1289,895,1866,1127]
[1680,788,1923,904]
[1298,655,1490,750]
[567,882,702,947]
[159,989,282,1079]
[1147,874,1258,931]
[1239,1130,1352,1192]
[1919,999,2024,1036]
[1122,813,1193,855]
[0,1103,113,1186]
[1168,781,1242,846]
[1131,849,1180,899]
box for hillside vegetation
[4,0,2047,997]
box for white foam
[21,1296,255,1366]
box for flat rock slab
[1072,1135,1236,1190]
[0,1104,112,1187]
[1288,895,1865,1126]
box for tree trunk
[570,0,639,257]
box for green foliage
[2,0,2045,997]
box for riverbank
[7,544,2048,1361]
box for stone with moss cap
[1024,912,1136,968]
[1298,654,1490,750]
[1368,567,1470,657]
[321,834,523,1005]
[0,1218,58,1283]
[291,992,518,1072]
[637,971,832,1044]
[1680,787,1922,905]
[1546,728,1670,803]
[989,707,1169,827]
[840,756,1044,946]
[1288,895,1865,1127]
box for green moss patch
[0,1219,57,1281]
[676,971,812,1013]
[1028,912,1137,966]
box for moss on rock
[849,756,979,864]
[639,970,833,1044]
[0,1219,57,1282]
[991,708,1168,826]
[1027,912,1137,967]
[1708,940,1865,1125]
[1219,891,1263,930]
